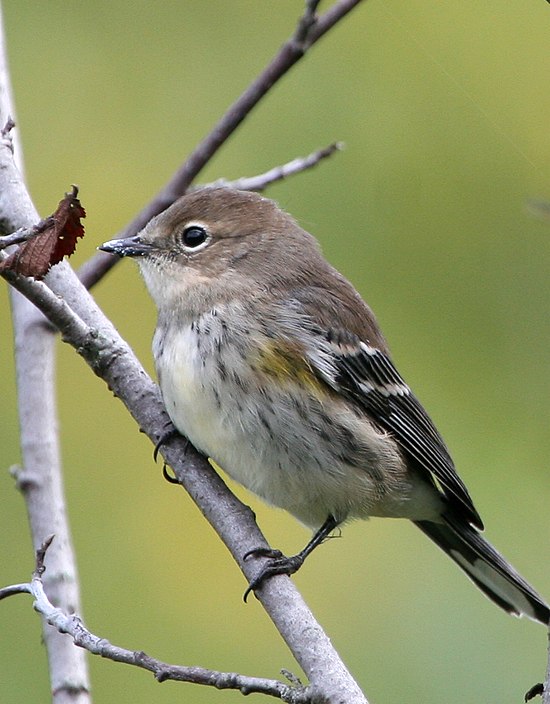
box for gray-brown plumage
[100,187,549,623]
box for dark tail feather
[415,515,550,625]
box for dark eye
[181,225,208,249]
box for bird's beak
[98,235,154,258]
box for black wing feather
[325,333,482,529]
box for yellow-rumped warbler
[101,187,549,623]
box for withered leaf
[0,185,86,279]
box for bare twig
[78,0,364,290]
[0,582,32,600]
[202,142,343,193]
[0,538,310,702]
[0,216,54,250]
[35,533,55,574]
[294,0,322,45]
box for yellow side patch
[255,339,323,395]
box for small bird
[101,187,549,622]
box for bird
[100,186,549,623]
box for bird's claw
[243,546,284,562]
[153,426,181,462]
[243,551,304,602]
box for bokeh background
[1,1,549,702]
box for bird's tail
[414,515,550,625]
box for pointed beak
[98,235,154,258]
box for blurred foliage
[1,1,549,703]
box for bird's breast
[153,311,243,464]
[152,308,438,528]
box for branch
[0,217,54,250]
[202,142,343,193]
[0,5,91,703]
[0,539,311,703]
[77,0,364,290]
[0,583,32,599]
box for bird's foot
[243,547,304,602]
[242,516,339,602]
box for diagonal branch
[78,0,364,290]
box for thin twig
[294,0,322,45]
[0,217,54,250]
[0,518,312,701]
[0,583,32,600]
[78,0,364,290]
[200,142,343,193]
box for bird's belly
[154,323,441,528]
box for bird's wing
[312,327,483,529]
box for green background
[1,1,550,702]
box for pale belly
[154,319,441,528]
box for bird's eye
[181,225,209,249]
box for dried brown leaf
[0,186,85,279]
